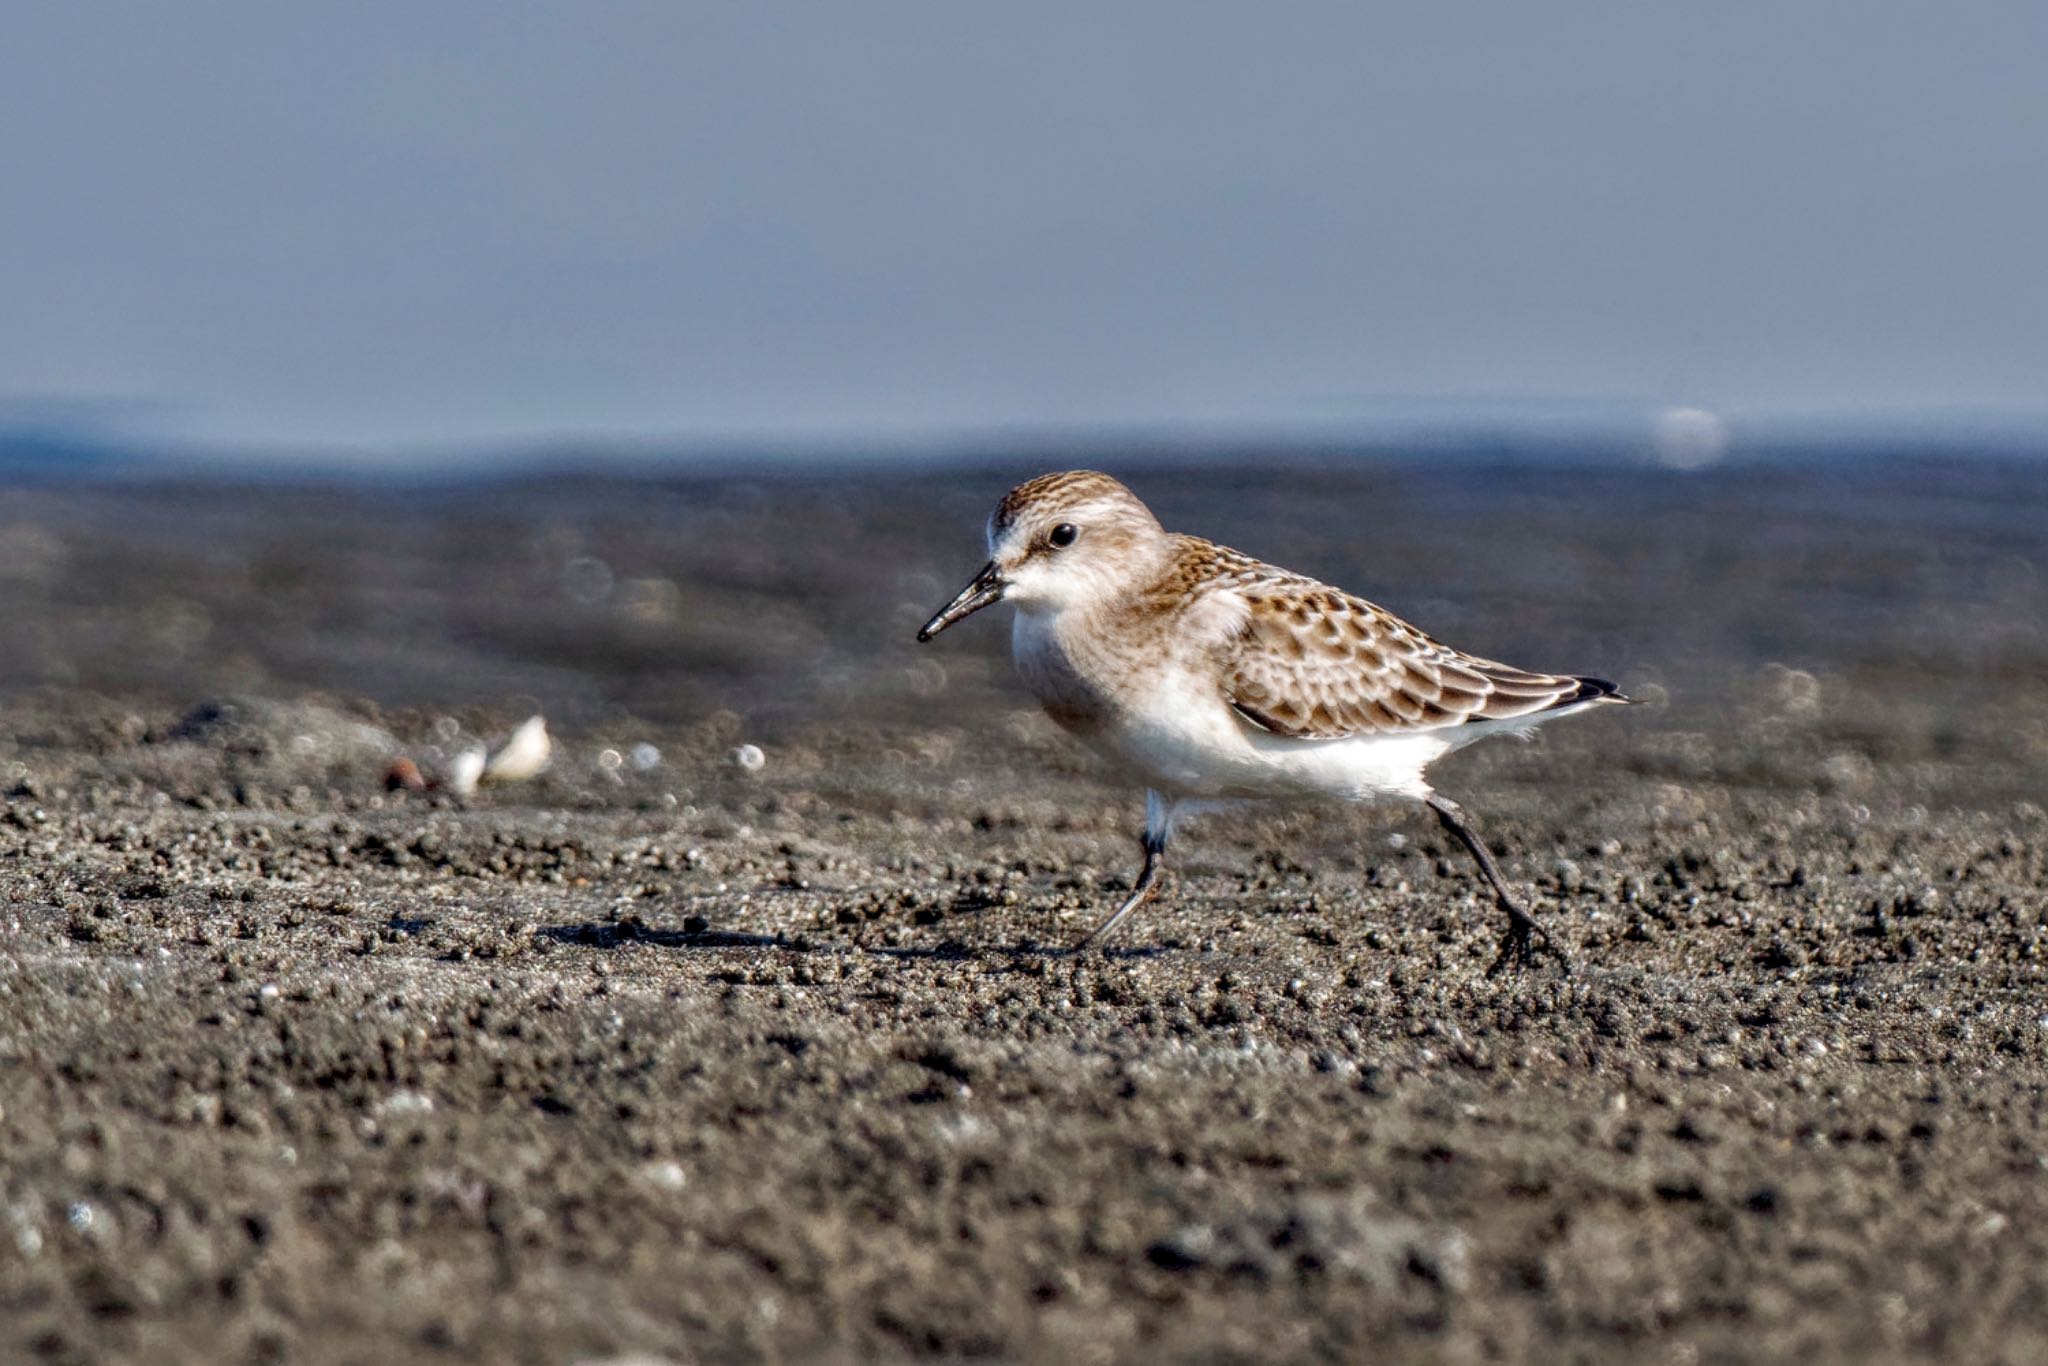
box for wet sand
[3,455,2048,1363]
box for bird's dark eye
[1048,523,1079,548]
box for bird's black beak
[917,561,1006,642]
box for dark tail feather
[1559,676,1632,707]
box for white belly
[1012,609,1452,802]
[1106,681,1455,801]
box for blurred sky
[4,2,2046,453]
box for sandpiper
[916,470,1630,972]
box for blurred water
[0,449,2042,818]
[0,452,2039,728]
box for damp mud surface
[3,456,2048,1363]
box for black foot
[1487,901,1569,977]
[1426,794,1571,977]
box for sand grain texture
[2,459,2046,1363]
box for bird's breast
[1010,605,1255,795]
[1011,609,1117,735]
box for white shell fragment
[484,715,552,783]
[731,744,765,772]
[446,745,488,798]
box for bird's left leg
[1078,790,1172,949]
[1425,793,1568,975]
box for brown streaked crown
[990,470,1155,539]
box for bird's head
[917,470,1168,640]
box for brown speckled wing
[1203,549,1610,740]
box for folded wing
[1217,569,1619,740]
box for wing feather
[1198,550,1619,741]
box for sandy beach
[3,455,2047,1363]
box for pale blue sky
[4,3,2045,452]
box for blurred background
[0,1,2044,789]
[5,1,2046,466]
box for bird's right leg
[1425,793,1568,975]
[1078,790,1171,948]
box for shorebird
[916,470,1630,972]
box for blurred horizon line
[6,394,2048,482]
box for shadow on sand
[535,920,1156,962]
